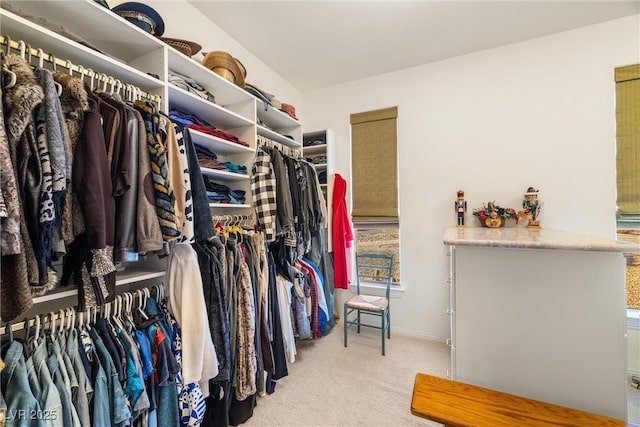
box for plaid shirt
[251,148,277,242]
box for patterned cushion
[346,294,388,312]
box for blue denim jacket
[65,329,91,427]
[1,340,44,427]
[46,338,81,427]
[89,329,131,426]
[28,339,63,427]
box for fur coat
[1,53,46,320]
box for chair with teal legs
[343,253,394,355]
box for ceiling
[189,1,640,92]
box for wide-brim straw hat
[201,51,246,88]
[160,37,202,57]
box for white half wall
[302,16,640,340]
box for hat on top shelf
[160,37,202,57]
[112,2,165,36]
[201,51,247,88]
[245,83,274,105]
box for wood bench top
[411,373,638,427]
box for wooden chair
[343,253,394,355]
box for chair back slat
[355,253,394,299]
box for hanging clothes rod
[257,135,301,158]
[0,284,164,335]
[212,214,254,222]
[0,35,162,104]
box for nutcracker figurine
[454,190,467,227]
[522,186,541,229]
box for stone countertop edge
[443,226,640,253]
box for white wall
[302,16,640,340]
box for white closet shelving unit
[0,0,304,311]
[303,129,332,194]
[303,129,334,251]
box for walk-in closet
[0,1,336,425]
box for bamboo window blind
[616,64,640,215]
[350,106,399,221]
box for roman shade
[616,64,640,215]
[350,107,398,221]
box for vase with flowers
[472,201,519,228]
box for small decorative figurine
[485,211,502,228]
[455,190,467,227]
[522,186,542,229]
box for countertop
[443,226,640,253]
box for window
[615,64,640,310]
[350,107,400,284]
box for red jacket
[332,174,353,289]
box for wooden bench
[411,373,638,427]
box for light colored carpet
[244,323,449,426]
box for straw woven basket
[202,51,246,88]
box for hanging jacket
[251,148,277,242]
[332,173,353,289]
[33,67,71,290]
[1,53,45,320]
[53,72,88,245]
[134,101,180,241]
[166,243,219,398]
[130,107,163,254]
[0,83,21,257]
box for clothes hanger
[87,68,95,91]
[123,292,136,331]
[30,314,41,353]
[67,308,75,331]
[2,63,16,89]
[143,288,151,311]
[39,50,63,96]
[111,295,125,331]
[1,37,16,90]
[17,40,26,60]
[135,289,149,321]
[21,317,33,358]
[78,65,86,83]
[45,311,57,344]
[58,309,65,336]
[77,310,83,330]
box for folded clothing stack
[204,179,246,204]
[169,71,216,103]
[170,108,250,147]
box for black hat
[112,2,165,36]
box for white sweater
[166,242,219,396]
